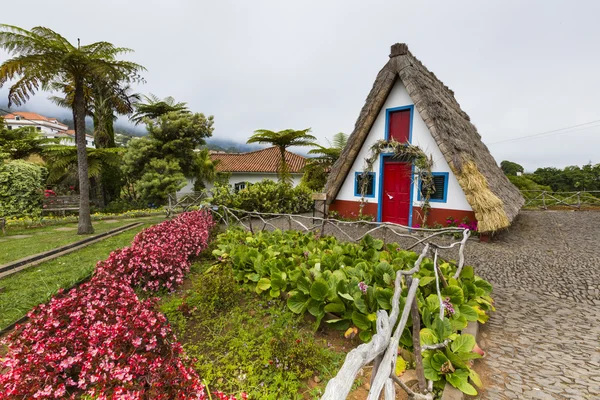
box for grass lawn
[159,261,352,400]
[0,218,162,330]
[0,216,165,265]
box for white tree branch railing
[521,190,600,210]
[204,205,470,399]
[205,205,470,253]
[166,192,209,217]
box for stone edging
[440,321,481,400]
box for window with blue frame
[354,172,375,198]
[418,172,448,202]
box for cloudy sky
[2,0,600,171]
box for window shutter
[430,175,446,200]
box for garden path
[247,210,600,399]
[467,211,600,400]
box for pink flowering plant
[96,210,215,292]
[0,210,245,399]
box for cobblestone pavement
[468,211,600,400]
[231,210,600,399]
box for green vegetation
[210,180,313,214]
[0,219,160,330]
[0,160,46,218]
[500,160,524,176]
[502,159,600,193]
[121,111,215,203]
[0,217,163,264]
[212,229,494,395]
[0,24,145,234]
[247,128,316,183]
[160,262,343,399]
[0,120,58,160]
[4,209,164,229]
[302,132,348,191]
[130,94,190,125]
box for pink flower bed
[96,210,216,292]
[0,210,244,399]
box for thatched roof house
[325,43,523,233]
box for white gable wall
[335,80,472,212]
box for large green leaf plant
[213,229,494,395]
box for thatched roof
[325,43,524,232]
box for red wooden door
[388,109,411,142]
[381,160,411,225]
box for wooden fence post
[542,191,547,210]
[408,276,427,392]
[577,192,581,209]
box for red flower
[0,211,242,399]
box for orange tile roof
[3,111,64,124]
[210,146,306,173]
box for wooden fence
[205,205,471,400]
[521,190,600,209]
[166,192,208,217]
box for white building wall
[179,173,303,194]
[4,118,67,134]
[4,118,95,148]
[336,80,472,212]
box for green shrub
[103,198,149,213]
[507,174,551,191]
[211,179,313,214]
[0,160,46,217]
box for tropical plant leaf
[351,311,371,331]
[442,285,464,304]
[458,304,478,322]
[287,291,309,314]
[450,334,476,353]
[310,278,329,301]
[324,302,345,314]
[446,369,478,395]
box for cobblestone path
[468,211,600,399]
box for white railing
[520,190,600,209]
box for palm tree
[301,133,347,191]
[130,94,189,125]
[307,132,348,168]
[192,148,220,191]
[330,132,348,151]
[247,128,316,183]
[0,25,145,234]
[43,145,123,185]
[50,81,140,148]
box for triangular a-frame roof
[325,43,523,232]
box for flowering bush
[0,278,206,399]
[446,216,478,234]
[96,210,215,292]
[0,210,243,399]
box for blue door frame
[377,105,415,227]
